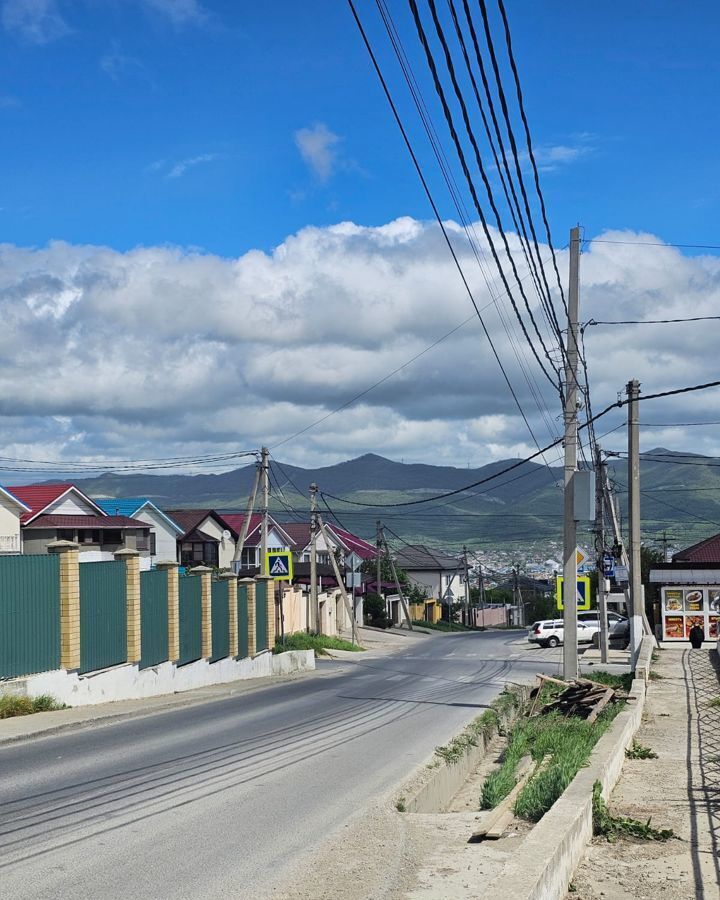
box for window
[101,529,122,545]
[149,533,156,556]
[240,547,257,569]
[136,532,149,551]
[57,529,75,541]
[317,552,330,565]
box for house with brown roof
[8,483,152,564]
[165,509,239,569]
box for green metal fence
[80,560,127,674]
[237,582,249,659]
[0,554,61,678]
[255,579,268,652]
[139,569,168,669]
[210,580,229,662]
[178,574,202,666]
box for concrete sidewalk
[568,647,720,899]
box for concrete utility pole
[383,536,413,631]
[627,379,643,665]
[310,482,318,633]
[260,446,269,576]
[594,444,609,663]
[231,458,261,571]
[562,225,581,679]
[478,561,486,628]
[463,545,470,626]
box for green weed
[273,632,364,655]
[592,781,673,842]
[395,797,407,812]
[626,741,658,759]
[0,694,65,718]
[708,697,720,708]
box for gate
[139,569,168,669]
[210,579,229,662]
[237,582,249,658]
[178,574,202,666]
[79,560,127,674]
[0,555,61,677]
[255,579,268,652]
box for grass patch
[583,670,634,693]
[0,694,65,718]
[708,697,720,708]
[433,689,519,766]
[481,703,624,820]
[626,741,658,760]
[648,670,663,680]
[412,619,471,632]
[273,632,364,655]
[395,796,406,812]
[592,781,673,841]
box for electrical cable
[586,316,720,326]
[409,0,562,390]
[346,0,553,458]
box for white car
[528,619,599,648]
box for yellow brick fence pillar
[115,548,141,665]
[220,572,238,658]
[241,578,256,656]
[48,540,80,671]
[156,560,180,662]
[189,565,213,659]
[256,574,276,651]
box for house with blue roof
[94,498,182,568]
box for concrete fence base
[3,649,315,707]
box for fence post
[48,540,80,671]
[256,574,276,650]
[220,572,238,658]
[115,548,141,665]
[241,578,256,656]
[189,566,213,659]
[156,561,179,663]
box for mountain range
[44,449,720,553]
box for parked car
[609,618,630,649]
[527,619,598,648]
[578,610,626,628]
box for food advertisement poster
[709,590,720,613]
[664,590,683,611]
[710,617,720,639]
[664,616,684,639]
[684,589,704,611]
[685,615,705,638]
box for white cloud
[0,222,719,472]
[0,94,20,107]
[294,122,342,182]
[528,135,595,172]
[142,0,207,26]
[147,153,223,179]
[2,0,71,45]
[100,47,150,84]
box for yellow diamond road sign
[266,551,293,581]
[576,548,586,568]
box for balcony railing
[0,534,20,552]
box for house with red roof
[649,532,720,644]
[0,485,31,554]
[219,513,295,572]
[7,483,152,564]
[165,509,240,569]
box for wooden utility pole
[260,446,269,576]
[563,225,581,679]
[478,561,486,628]
[376,520,383,606]
[627,379,643,665]
[310,482,318,633]
[317,515,358,645]
[231,457,261,572]
[382,534,413,630]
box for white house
[0,486,30,554]
[220,513,295,572]
[393,544,463,601]
[165,509,239,570]
[95,498,183,570]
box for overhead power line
[586,316,720,326]
[585,238,720,251]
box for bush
[0,694,65,718]
[364,592,392,629]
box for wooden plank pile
[529,674,622,723]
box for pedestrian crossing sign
[266,551,293,581]
[555,575,592,611]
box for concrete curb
[484,635,654,900]
[403,686,529,815]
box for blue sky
[1,1,720,479]
[1,0,719,256]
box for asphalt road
[0,631,567,899]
